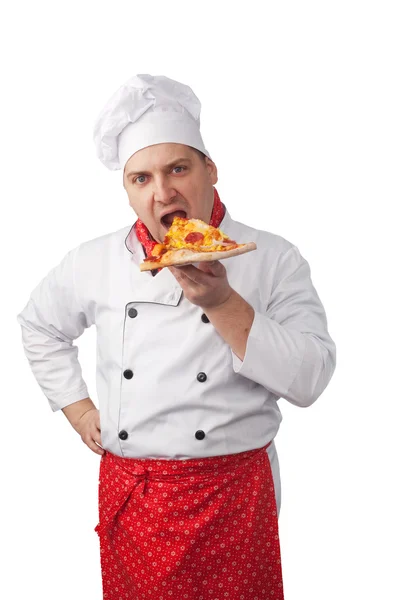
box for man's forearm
[62,397,97,431]
[203,289,255,361]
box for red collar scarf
[134,188,226,267]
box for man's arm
[17,247,92,412]
[62,398,105,455]
[202,288,254,361]
[62,397,97,431]
[169,249,336,408]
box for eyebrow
[125,157,193,179]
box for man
[17,74,336,599]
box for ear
[205,158,218,185]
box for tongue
[163,210,187,225]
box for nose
[153,176,176,204]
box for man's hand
[74,408,105,456]
[169,261,255,361]
[168,261,233,309]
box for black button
[128,308,138,318]
[195,430,206,440]
[201,313,210,323]
[119,430,128,440]
[197,372,207,383]
[123,369,134,379]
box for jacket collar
[123,210,232,307]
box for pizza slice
[139,217,256,271]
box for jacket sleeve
[17,246,92,412]
[232,245,336,407]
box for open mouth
[161,210,187,228]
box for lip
[159,207,188,221]
[159,208,189,230]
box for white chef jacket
[17,209,336,515]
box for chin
[155,226,166,242]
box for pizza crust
[139,242,257,271]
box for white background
[2,1,399,598]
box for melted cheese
[163,217,233,251]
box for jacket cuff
[47,385,90,412]
[231,310,305,398]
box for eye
[173,166,187,174]
[134,175,146,184]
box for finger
[81,432,105,455]
[89,420,104,447]
[196,260,225,275]
[169,265,193,283]
[86,439,105,455]
[92,428,103,448]
[168,265,185,279]
[169,264,212,284]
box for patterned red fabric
[134,187,226,263]
[95,442,284,599]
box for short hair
[192,148,207,161]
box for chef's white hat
[93,74,212,171]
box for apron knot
[132,466,149,497]
[95,463,151,536]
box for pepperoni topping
[144,255,162,262]
[185,232,205,244]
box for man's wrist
[62,398,97,431]
[201,286,235,312]
[202,290,255,361]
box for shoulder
[223,213,294,257]
[60,225,134,304]
[71,225,133,262]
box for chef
[17,74,336,599]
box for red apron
[95,442,284,599]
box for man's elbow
[285,342,336,408]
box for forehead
[124,143,196,173]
